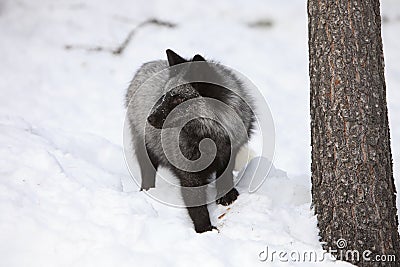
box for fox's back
[125,60,170,136]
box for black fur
[126,49,255,233]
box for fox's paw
[216,188,239,206]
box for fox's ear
[192,54,206,61]
[166,49,186,66]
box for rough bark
[308,0,400,265]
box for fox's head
[147,84,201,129]
[147,49,220,129]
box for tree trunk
[308,0,400,265]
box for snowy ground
[0,0,399,266]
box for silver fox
[125,49,255,233]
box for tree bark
[308,0,400,265]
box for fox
[125,49,255,233]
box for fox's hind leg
[215,151,239,206]
[134,138,158,190]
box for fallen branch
[65,18,176,55]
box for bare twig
[247,19,274,29]
[65,18,176,55]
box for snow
[0,0,399,266]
